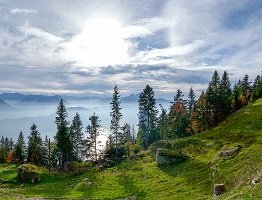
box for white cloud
[10,8,38,15]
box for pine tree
[137,85,158,148]
[206,70,221,126]
[86,113,101,161]
[110,85,123,156]
[252,75,262,101]
[0,136,8,163]
[42,135,49,165]
[168,89,190,138]
[55,99,73,169]
[27,123,44,164]
[121,123,132,145]
[157,104,168,140]
[218,71,232,121]
[70,113,85,161]
[14,131,26,163]
[191,92,212,133]
[242,74,252,100]
[187,87,196,118]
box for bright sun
[65,18,130,67]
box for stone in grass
[156,148,187,166]
[17,164,40,184]
[217,145,241,158]
[214,184,225,196]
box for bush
[17,164,40,184]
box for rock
[156,148,187,166]
[252,176,261,185]
[218,145,241,158]
[17,164,40,184]
[214,183,225,196]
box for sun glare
[65,18,130,67]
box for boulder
[218,145,241,158]
[214,183,225,196]
[156,148,187,166]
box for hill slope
[1,99,262,199]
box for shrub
[17,164,40,184]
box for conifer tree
[86,113,101,161]
[27,123,44,164]
[110,85,122,156]
[157,104,169,140]
[187,87,196,118]
[0,136,8,163]
[218,71,232,121]
[55,99,73,169]
[252,75,262,101]
[206,70,221,126]
[168,89,190,138]
[14,131,26,163]
[42,135,49,165]
[70,113,85,161]
[137,85,158,148]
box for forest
[1,70,262,170]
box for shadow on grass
[117,172,147,199]
[158,158,213,198]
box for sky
[0,0,262,98]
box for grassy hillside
[1,99,262,199]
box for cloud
[0,0,262,96]
[10,8,38,15]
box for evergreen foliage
[54,99,73,169]
[137,85,158,148]
[70,113,85,161]
[110,85,123,156]
[14,131,26,163]
[27,124,44,164]
[86,113,101,161]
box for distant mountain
[18,94,63,105]
[122,94,139,102]
[0,92,25,101]
[0,99,12,110]
[122,94,171,104]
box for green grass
[1,99,262,199]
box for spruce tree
[86,113,101,161]
[206,70,221,126]
[0,136,8,163]
[218,71,232,121]
[187,87,196,118]
[55,99,73,169]
[110,85,122,156]
[157,104,168,140]
[169,89,190,138]
[27,123,43,164]
[14,131,26,163]
[137,85,158,148]
[252,75,262,101]
[70,113,85,161]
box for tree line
[1,70,262,168]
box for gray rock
[156,148,186,166]
[218,145,241,158]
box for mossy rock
[156,148,187,166]
[149,140,173,154]
[17,164,40,184]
